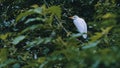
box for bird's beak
[69,16,73,19]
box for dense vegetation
[0,0,120,68]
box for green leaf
[30,4,39,8]
[47,6,61,19]
[37,57,46,63]
[12,63,20,68]
[15,10,35,23]
[90,32,103,42]
[0,0,5,3]
[25,37,44,50]
[101,26,113,35]
[0,48,8,63]
[44,37,52,44]
[12,35,26,45]
[34,7,42,13]
[90,26,113,42]
[45,14,54,26]
[70,33,82,38]
[0,33,10,40]
[19,24,43,34]
[82,40,101,49]
[24,17,45,24]
[25,37,52,50]
[0,59,16,68]
[102,13,116,19]
[15,7,42,23]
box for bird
[69,15,87,39]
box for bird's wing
[81,19,87,38]
[81,19,87,33]
[73,18,87,38]
[73,18,87,33]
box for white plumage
[69,15,87,39]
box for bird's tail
[82,34,87,39]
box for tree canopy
[0,0,120,68]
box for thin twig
[54,15,69,33]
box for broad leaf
[82,40,101,49]
[0,33,10,40]
[15,7,42,23]
[47,6,61,19]
[12,35,26,45]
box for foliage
[0,0,120,68]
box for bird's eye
[74,17,77,19]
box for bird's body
[69,15,87,39]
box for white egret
[69,15,87,39]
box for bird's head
[69,15,79,20]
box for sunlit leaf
[82,40,101,49]
[41,5,47,15]
[15,7,42,23]
[24,17,45,24]
[45,14,53,26]
[0,48,8,63]
[90,32,103,42]
[0,33,10,40]
[102,13,116,19]
[34,7,42,13]
[47,6,61,19]
[44,37,52,44]
[12,35,26,45]
[37,57,46,63]
[55,37,67,47]
[101,26,113,35]
[20,24,43,34]
[90,26,113,42]
[66,32,72,37]
[15,10,35,23]
[31,4,39,8]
